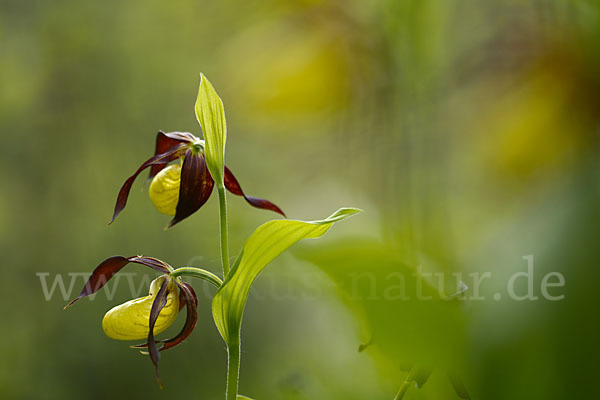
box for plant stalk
[394,366,417,400]
[217,185,230,278]
[170,267,223,288]
[226,338,240,400]
[217,182,238,399]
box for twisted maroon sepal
[65,256,171,308]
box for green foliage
[296,239,467,374]
[212,208,361,345]
[195,73,227,186]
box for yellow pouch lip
[102,277,180,341]
[149,164,182,216]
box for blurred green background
[2,0,599,399]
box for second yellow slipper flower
[102,276,180,340]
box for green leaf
[211,208,361,345]
[195,73,226,185]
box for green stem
[226,338,240,400]
[217,183,238,399]
[170,267,223,288]
[217,185,230,278]
[394,367,417,400]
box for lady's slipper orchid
[102,276,179,341]
[65,256,199,385]
[110,131,285,227]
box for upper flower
[110,131,285,227]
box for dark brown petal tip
[132,282,198,351]
[148,277,170,388]
[64,256,171,309]
[64,256,129,309]
[149,131,197,179]
[224,167,286,217]
[110,143,187,224]
[168,150,214,228]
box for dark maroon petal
[160,282,198,351]
[64,256,170,309]
[64,256,129,308]
[180,281,198,306]
[133,282,198,351]
[164,131,197,142]
[169,150,214,227]
[148,277,169,388]
[176,281,198,311]
[149,131,196,179]
[128,256,172,273]
[110,143,187,224]
[177,288,186,311]
[224,166,286,217]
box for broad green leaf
[195,73,226,185]
[211,208,361,345]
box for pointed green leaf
[195,73,226,185]
[211,208,361,344]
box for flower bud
[102,277,180,340]
[149,164,181,216]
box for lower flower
[65,255,199,386]
[102,276,179,340]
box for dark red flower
[110,131,285,227]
